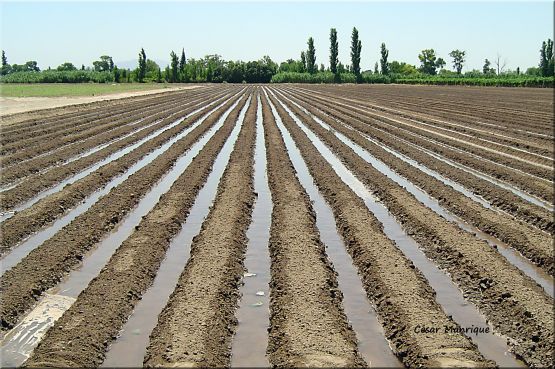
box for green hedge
[1,70,115,83]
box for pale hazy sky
[1,1,553,72]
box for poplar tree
[170,51,179,83]
[300,51,307,72]
[306,37,316,74]
[380,43,389,75]
[138,48,147,82]
[329,28,338,75]
[350,27,362,82]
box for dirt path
[24,91,252,368]
[0,85,202,119]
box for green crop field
[0,83,172,97]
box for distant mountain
[115,59,170,70]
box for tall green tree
[300,51,307,72]
[540,39,554,77]
[138,48,147,82]
[449,49,466,74]
[170,51,179,83]
[306,37,316,74]
[157,67,162,83]
[374,62,378,74]
[350,27,362,81]
[179,48,187,81]
[1,50,10,75]
[418,49,443,75]
[380,42,389,75]
[329,28,338,75]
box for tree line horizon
[1,28,553,87]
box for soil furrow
[23,92,253,368]
[1,90,190,149]
[0,92,248,332]
[278,89,554,273]
[0,91,242,255]
[286,87,554,213]
[1,87,212,138]
[290,87,554,184]
[0,92,220,182]
[266,89,493,368]
[143,94,256,367]
[0,91,229,211]
[298,86,553,157]
[276,89,554,367]
[261,92,365,367]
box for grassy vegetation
[270,72,554,87]
[0,83,172,97]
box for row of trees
[1,35,553,83]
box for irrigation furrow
[260,92,365,367]
[265,90,402,368]
[285,87,554,216]
[0,92,248,333]
[102,94,255,368]
[142,95,256,368]
[0,89,218,173]
[276,89,554,276]
[1,87,211,142]
[271,90,553,367]
[16,93,253,368]
[309,85,553,136]
[301,86,554,157]
[0,92,221,184]
[266,89,498,367]
[0,90,230,213]
[289,87,554,181]
[0,90,242,257]
[230,94,272,368]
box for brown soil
[0,92,241,254]
[272,89,553,367]
[24,90,253,368]
[286,87,554,225]
[290,87,554,200]
[143,92,257,368]
[0,90,229,210]
[0,91,246,331]
[261,92,365,367]
[280,89,554,274]
[0,85,202,120]
[267,91,493,368]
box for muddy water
[272,92,526,368]
[101,97,251,368]
[327,125,554,297]
[266,90,402,367]
[0,93,233,222]
[276,92,554,297]
[276,91,494,210]
[230,95,272,368]
[288,89,553,211]
[0,93,243,272]
[0,95,247,366]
